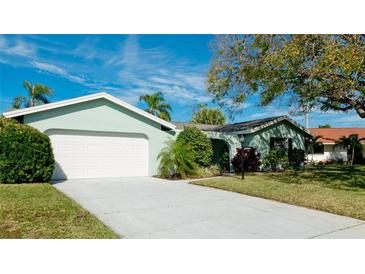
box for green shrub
[195,165,222,178]
[0,118,55,183]
[219,151,230,171]
[157,139,198,179]
[176,126,213,167]
[262,148,289,171]
[289,148,305,168]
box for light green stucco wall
[23,98,176,176]
[244,120,306,156]
[204,120,306,171]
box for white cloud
[106,35,213,106]
[32,61,85,84]
[1,35,215,117]
[73,41,98,60]
[0,36,36,57]
[249,112,268,119]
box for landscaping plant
[231,147,261,172]
[262,148,288,171]
[288,148,305,168]
[219,151,230,172]
[0,118,55,183]
[157,139,198,179]
[196,165,222,178]
[176,126,213,167]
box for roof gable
[3,92,176,130]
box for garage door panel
[48,130,148,180]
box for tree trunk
[31,85,35,107]
[351,146,355,165]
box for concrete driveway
[53,177,365,238]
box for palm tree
[157,139,198,179]
[305,135,323,162]
[12,80,53,109]
[334,134,365,165]
[139,91,172,121]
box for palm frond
[23,80,33,96]
[157,139,197,179]
[12,96,28,109]
[139,91,172,121]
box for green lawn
[191,165,365,220]
[0,183,119,239]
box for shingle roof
[173,115,311,135]
[309,128,365,144]
[213,116,285,132]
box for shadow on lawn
[267,165,365,191]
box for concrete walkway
[53,177,365,239]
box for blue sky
[0,34,364,128]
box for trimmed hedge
[0,118,55,183]
[176,126,213,167]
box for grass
[0,183,119,239]
[191,164,365,221]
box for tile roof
[309,128,365,144]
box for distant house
[308,128,365,162]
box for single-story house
[308,128,365,162]
[3,92,311,180]
[175,116,311,169]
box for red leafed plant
[231,147,261,172]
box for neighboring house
[3,93,311,179]
[174,116,311,170]
[308,128,365,162]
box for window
[313,143,324,154]
[270,137,293,155]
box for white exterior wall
[308,144,348,162]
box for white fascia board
[3,92,176,130]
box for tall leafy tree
[139,91,172,121]
[192,104,226,125]
[12,80,53,109]
[334,134,365,165]
[208,35,365,118]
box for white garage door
[48,130,148,180]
